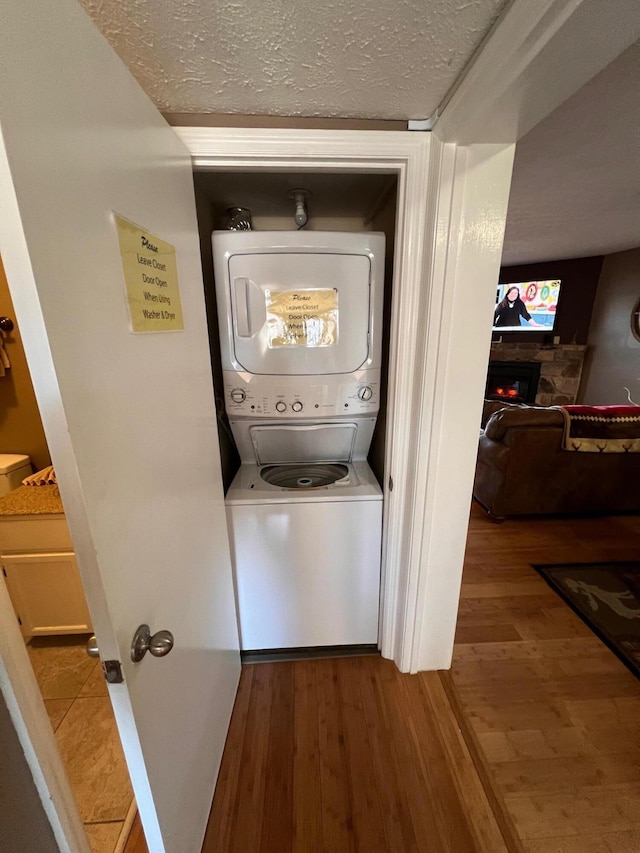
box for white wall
[579,247,640,404]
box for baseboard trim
[439,671,525,853]
[241,644,379,664]
[115,798,138,853]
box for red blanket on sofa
[559,405,640,452]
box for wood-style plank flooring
[203,657,506,853]
[448,504,640,852]
[125,657,507,853]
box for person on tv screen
[494,286,540,327]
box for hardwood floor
[449,504,640,852]
[203,657,506,853]
[125,657,507,853]
[125,506,640,852]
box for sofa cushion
[474,402,640,518]
[484,406,563,441]
[481,399,527,429]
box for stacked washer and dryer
[212,230,385,652]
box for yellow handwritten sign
[266,289,338,348]
[115,214,184,332]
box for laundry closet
[192,171,398,653]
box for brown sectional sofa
[473,401,640,520]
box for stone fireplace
[489,342,587,406]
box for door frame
[176,130,525,675]
[177,127,440,672]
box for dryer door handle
[234,277,252,337]
[233,277,265,338]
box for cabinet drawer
[2,552,92,637]
[0,515,72,551]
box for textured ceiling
[78,0,508,120]
[503,39,640,265]
[78,1,639,265]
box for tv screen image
[493,280,561,331]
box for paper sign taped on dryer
[266,288,338,348]
[115,214,184,332]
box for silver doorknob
[131,624,174,662]
[86,635,100,659]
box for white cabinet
[2,552,92,636]
[227,498,382,650]
[0,514,92,637]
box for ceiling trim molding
[436,0,640,143]
[174,127,422,169]
[165,113,407,132]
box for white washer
[226,460,382,650]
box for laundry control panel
[223,371,380,417]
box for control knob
[275,401,287,413]
[291,401,304,413]
[358,386,373,402]
[230,388,246,403]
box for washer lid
[249,423,357,464]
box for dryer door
[228,251,371,374]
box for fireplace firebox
[485,361,541,404]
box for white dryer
[212,230,385,446]
[212,231,385,652]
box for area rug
[532,561,640,678]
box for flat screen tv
[493,280,561,332]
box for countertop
[0,485,65,516]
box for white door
[0,3,240,852]
[228,252,371,373]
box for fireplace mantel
[489,342,587,406]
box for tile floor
[26,635,134,853]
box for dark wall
[579,247,640,404]
[494,256,604,345]
[194,174,241,494]
[368,182,398,489]
[0,691,58,853]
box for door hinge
[102,660,124,684]
[2,566,6,577]
[388,476,394,492]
